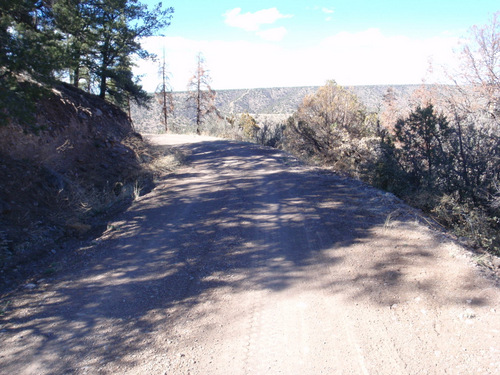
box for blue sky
[136,0,499,91]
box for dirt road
[1,134,499,374]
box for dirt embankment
[0,83,159,289]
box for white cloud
[256,27,288,42]
[310,6,334,22]
[134,30,460,92]
[223,7,293,32]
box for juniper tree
[239,112,259,140]
[394,104,451,191]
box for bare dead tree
[156,49,174,132]
[460,12,500,118]
[186,52,216,135]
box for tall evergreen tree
[0,0,63,124]
[1,0,174,124]
[52,0,96,87]
[0,0,62,80]
[88,0,173,103]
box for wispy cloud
[223,7,292,41]
[309,6,334,21]
[223,7,292,31]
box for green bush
[432,194,500,255]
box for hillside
[131,84,421,134]
[211,84,420,114]
[0,83,166,290]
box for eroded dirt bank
[0,83,154,284]
[0,134,499,374]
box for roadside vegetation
[137,13,500,256]
[1,0,498,268]
[284,14,500,255]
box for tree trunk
[196,77,202,134]
[456,117,470,195]
[73,65,80,88]
[99,45,109,99]
[99,75,106,99]
[162,67,168,132]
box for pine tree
[52,0,96,88]
[0,0,174,124]
[50,0,173,103]
[0,0,63,125]
[89,0,173,103]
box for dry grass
[138,142,185,179]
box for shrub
[433,194,500,255]
[284,80,379,178]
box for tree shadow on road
[0,139,496,373]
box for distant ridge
[174,84,421,114]
[132,84,422,133]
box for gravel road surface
[1,134,499,374]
